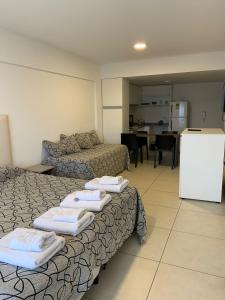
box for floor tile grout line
[86,164,172,300]
[118,250,225,280]
[143,202,180,210]
[161,262,225,280]
[177,206,225,217]
[145,190,183,300]
[119,251,161,263]
[171,228,225,242]
[125,164,179,300]
[150,188,179,194]
[142,167,168,195]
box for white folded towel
[99,176,123,185]
[9,228,56,252]
[33,207,95,236]
[60,194,112,211]
[53,207,86,223]
[75,190,106,201]
[85,178,129,193]
[0,232,65,269]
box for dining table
[128,130,180,166]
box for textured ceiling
[0,0,225,63]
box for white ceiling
[0,0,225,63]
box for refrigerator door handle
[170,120,172,130]
[171,103,173,114]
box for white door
[170,118,187,132]
[103,109,123,144]
[170,102,187,118]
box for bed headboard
[0,115,12,166]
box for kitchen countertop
[182,128,225,135]
[131,122,169,126]
[129,123,169,132]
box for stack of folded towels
[0,228,65,269]
[0,176,128,269]
[85,175,129,193]
[33,207,95,236]
[60,176,128,211]
[60,190,112,211]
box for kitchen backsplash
[130,105,169,124]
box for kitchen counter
[129,122,169,134]
[182,128,224,135]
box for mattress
[0,167,146,300]
[43,143,130,179]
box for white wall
[101,51,225,79]
[103,51,225,130]
[173,82,224,128]
[0,28,101,167]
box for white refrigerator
[169,101,188,132]
[179,128,225,202]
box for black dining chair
[137,131,149,160]
[154,134,176,169]
[158,131,178,162]
[121,133,143,167]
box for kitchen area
[128,83,189,163]
[129,84,188,134]
[102,72,225,165]
[102,72,225,201]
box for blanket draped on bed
[43,144,130,179]
[0,167,146,300]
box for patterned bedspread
[43,144,130,179]
[0,167,146,300]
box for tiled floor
[85,160,225,300]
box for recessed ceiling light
[133,42,147,51]
[164,80,171,83]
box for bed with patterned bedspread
[0,167,146,300]
[43,143,130,180]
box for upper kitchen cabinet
[129,84,141,105]
[102,78,123,106]
[141,85,172,105]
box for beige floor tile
[162,231,225,277]
[143,189,181,208]
[174,210,225,240]
[147,263,225,300]
[157,172,179,182]
[135,187,149,196]
[150,179,179,193]
[124,168,161,179]
[120,227,170,261]
[145,204,178,229]
[160,166,180,174]
[127,177,155,190]
[86,252,158,300]
[180,199,225,216]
